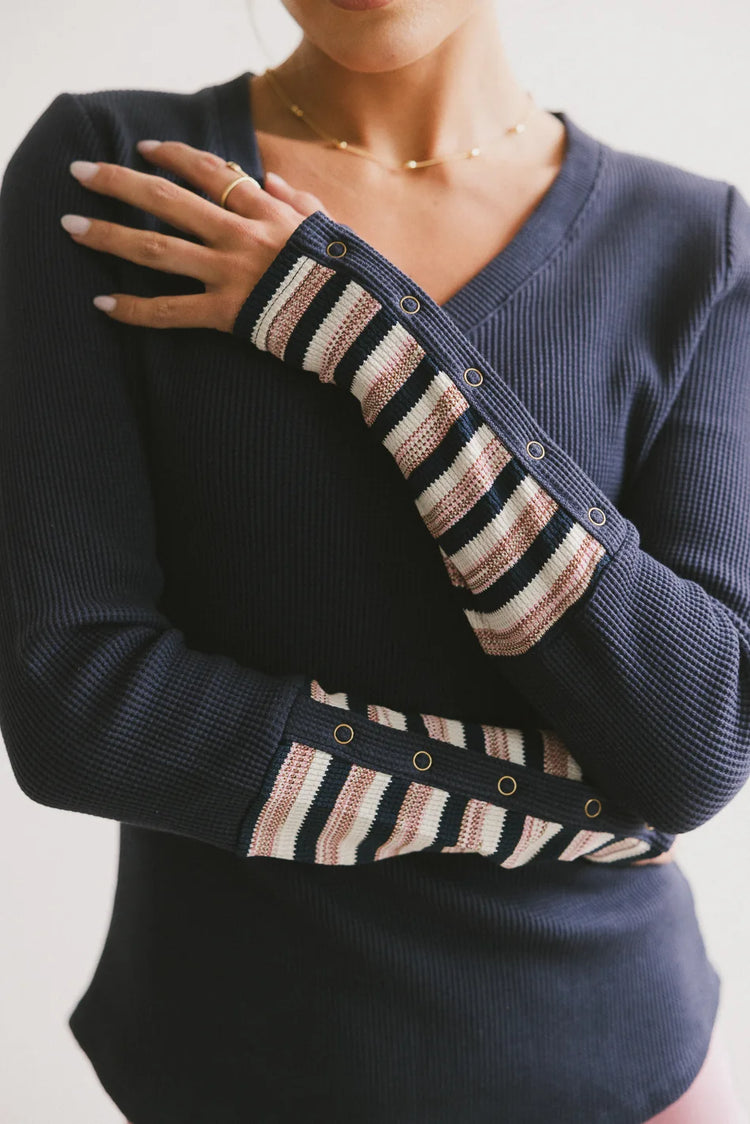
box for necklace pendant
[336,139,348,149]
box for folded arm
[1,92,671,869]
[231,190,750,837]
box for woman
[1,1,748,1121]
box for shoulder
[0,77,231,239]
[3,77,224,182]
[582,122,749,297]
[598,143,750,362]
[72,80,220,148]
[599,131,733,223]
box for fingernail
[70,160,100,181]
[93,295,117,312]
[136,140,161,153]
[265,170,285,183]
[60,214,91,235]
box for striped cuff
[236,675,674,868]
[233,211,633,657]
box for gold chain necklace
[261,66,538,173]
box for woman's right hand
[62,140,331,334]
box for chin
[281,0,483,74]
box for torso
[247,73,568,308]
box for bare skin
[62,2,574,341]
[249,1,567,307]
[244,87,565,309]
[62,0,675,864]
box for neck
[261,7,535,172]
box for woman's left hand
[61,140,331,333]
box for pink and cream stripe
[239,678,656,868]
[248,255,611,657]
[466,524,609,657]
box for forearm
[232,198,750,836]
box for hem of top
[628,972,723,1123]
[65,968,721,1124]
[68,999,143,1124]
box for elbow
[643,805,720,837]
[0,642,95,810]
[5,743,63,809]
[1,700,76,809]
[638,741,750,836]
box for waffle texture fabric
[1,69,749,1124]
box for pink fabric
[643,1022,748,1123]
[122,1029,747,1124]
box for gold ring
[220,169,260,209]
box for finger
[136,140,280,222]
[263,170,330,218]
[92,291,227,331]
[60,214,222,283]
[69,157,250,246]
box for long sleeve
[231,189,750,837]
[1,92,671,869]
[0,92,314,854]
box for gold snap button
[497,775,517,796]
[584,798,602,818]
[463,367,483,387]
[400,295,420,314]
[588,507,606,526]
[333,722,354,745]
[326,240,347,258]
[413,750,432,771]
[526,440,545,459]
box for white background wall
[1,2,748,1121]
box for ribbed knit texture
[1,69,746,1122]
[238,675,676,867]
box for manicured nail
[93,295,117,312]
[60,214,91,235]
[70,160,100,181]
[136,140,161,154]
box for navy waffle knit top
[1,69,749,1124]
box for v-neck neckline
[211,69,605,335]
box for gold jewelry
[262,67,538,173]
[220,161,260,208]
